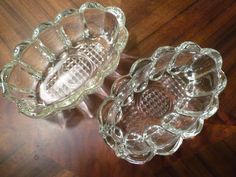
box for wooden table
[0,0,236,177]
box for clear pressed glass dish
[0,2,128,118]
[98,41,227,164]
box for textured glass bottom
[39,38,108,104]
[118,73,186,135]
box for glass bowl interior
[0,2,128,118]
[98,41,227,164]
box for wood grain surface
[0,0,236,177]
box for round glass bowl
[0,2,128,118]
[98,41,227,164]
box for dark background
[0,0,236,177]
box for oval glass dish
[0,2,128,118]
[98,41,227,164]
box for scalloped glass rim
[0,2,128,118]
[98,41,227,164]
